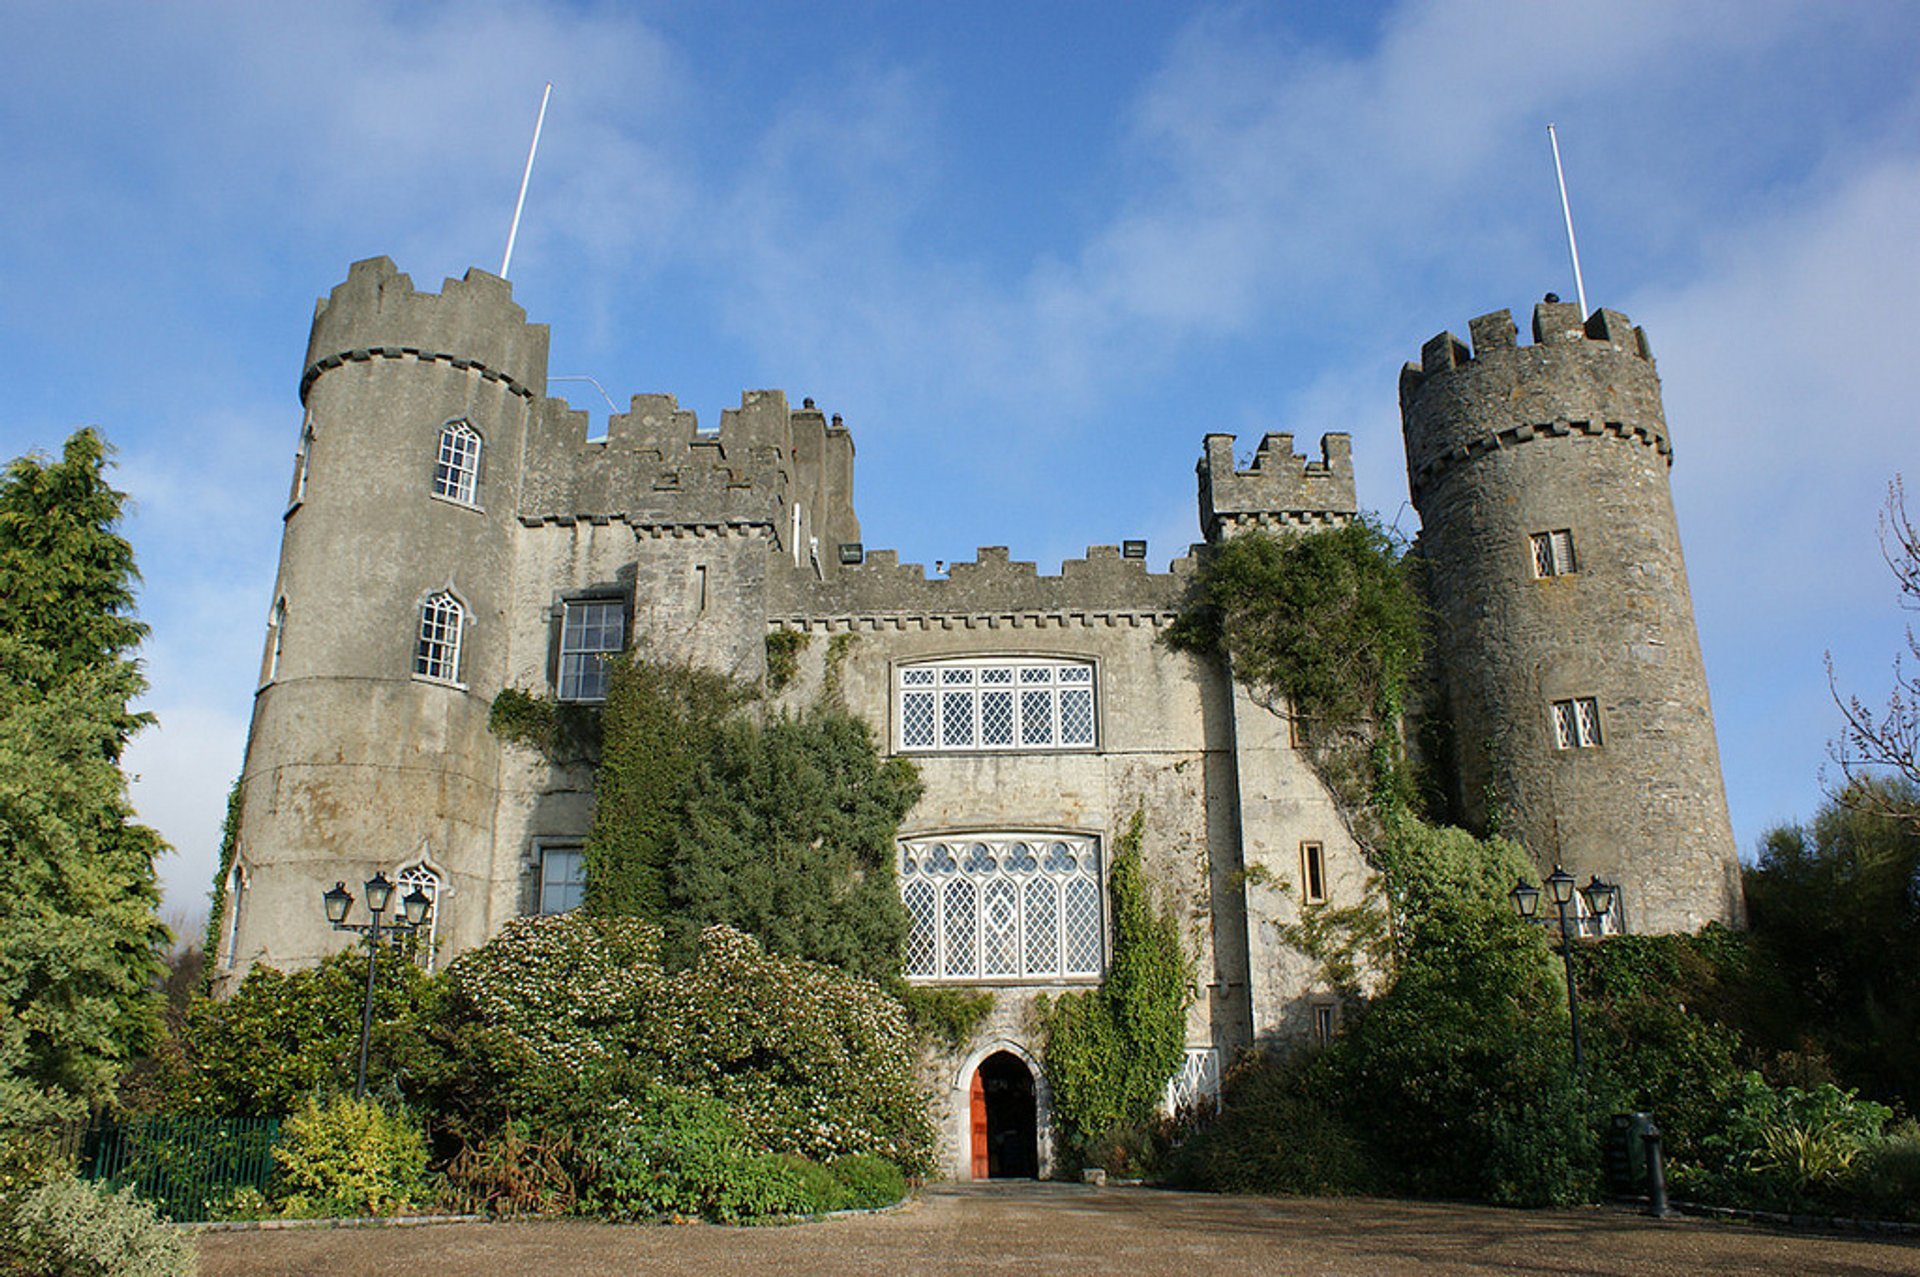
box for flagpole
[1547,123,1588,319]
[500,83,553,279]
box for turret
[1400,302,1742,933]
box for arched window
[221,862,248,970]
[432,420,482,505]
[290,415,315,507]
[396,863,443,970]
[264,597,286,684]
[900,833,1103,982]
[414,591,465,683]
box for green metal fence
[80,1116,281,1222]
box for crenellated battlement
[1399,302,1669,502]
[301,257,550,403]
[1198,432,1356,542]
[766,541,1200,622]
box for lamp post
[1510,865,1616,1074]
[322,872,431,1099]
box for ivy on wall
[1039,811,1191,1163]
[200,778,244,973]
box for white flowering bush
[0,1173,193,1277]
[441,914,932,1183]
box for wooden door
[969,1068,988,1179]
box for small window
[1530,529,1576,577]
[1313,1003,1337,1046]
[1551,697,1602,749]
[539,846,586,914]
[897,658,1097,753]
[290,415,315,507]
[414,591,466,683]
[221,863,248,970]
[1300,841,1327,905]
[396,864,443,970]
[432,420,482,505]
[264,597,286,684]
[558,599,625,701]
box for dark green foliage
[1041,812,1191,1167]
[1168,521,1423,814]
[1745,782,1920,1111]
[572,1087,823,1222]
[586,655,920,984]
[167,948,445,1116]
[487,686,601,765]
[1165,1052,1373,1196]
[825,1152,908,1209]
[764,629,808,693]
[200,778,244,973]
[897,986,995,1051]
[0,430,169,1123]
[582,658,746,920]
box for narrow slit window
[1300,841,1327,905]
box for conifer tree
[0,429,169,1122]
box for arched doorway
[970,1051,1038,1179]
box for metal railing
[79,1115,281,1222]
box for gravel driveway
[196,1181,1920,1276]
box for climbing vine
[1167,518,1423,830]
[764,629,808,694]
[200,777,245,974]
[1039,811,1191,1164]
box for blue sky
[3,1,1916,931]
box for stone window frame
[395,862,445,971]
[288,412,315,512]
[535,842,586,915]
[430,418,484,508]
[899,831,1105,985]
[555,595,627,703]
[894,656,1099,754]
[413,589,468,687]
[1312,1001,1338,1046]
[1530,528,1577,578]
[1551,696,1602,749]
[263,596,287,686]
[1300,840,1327,905]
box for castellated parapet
[1400,302,1743,933]
[1199,432,1356,541]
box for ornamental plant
[269,1094,430,1218]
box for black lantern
[323,881,353,926]
[1580,875,1616,920]
[401,885,432,928]
[1509,876,1541,920]
[1545,864,1577,907]
[363,871,395,916]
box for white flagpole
[1547,123,1588,319]
[500,83,553,279]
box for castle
[214,257,1744,1179]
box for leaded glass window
[1551,696,1602,749]
[433,420,482,505]
[1530,528,1576,577]
[897,659,1097,752]
[558,599,625,702]
[414,592,465,683]
[899,833,1103,982]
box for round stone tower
[1399,299,1742,933]
[215,258,550,985]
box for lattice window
[558,599,625,702]
[1551,696,1603,749]
[900,833,1102,982]
[538,845,586,914]
[396,864,442,971]
[897,659,1097,752]
[414,592,465,683]
[1164,1047,1222,1116]
[1530,528,1577,578]
[433,420,482,505]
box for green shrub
[1851,1123,1920,1222]
[827,1153,907,1209]
[269,1094,429,1217]
[0,1173,192,1277]
[438,915,933,1178]
[1166,1053,1372,1196]
[170,946,445,1115]
[573,1088,816,1223]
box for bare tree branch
[1828,476,1920,825]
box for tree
[1829,476,1920,825]
[0,429,169,1123]
[1746,784,1920,1110]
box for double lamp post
[1508,864,1615,1072]
[321,872,432,1100]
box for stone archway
[970,1050,1038,1179]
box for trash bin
[1604,1112,1654,1198]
